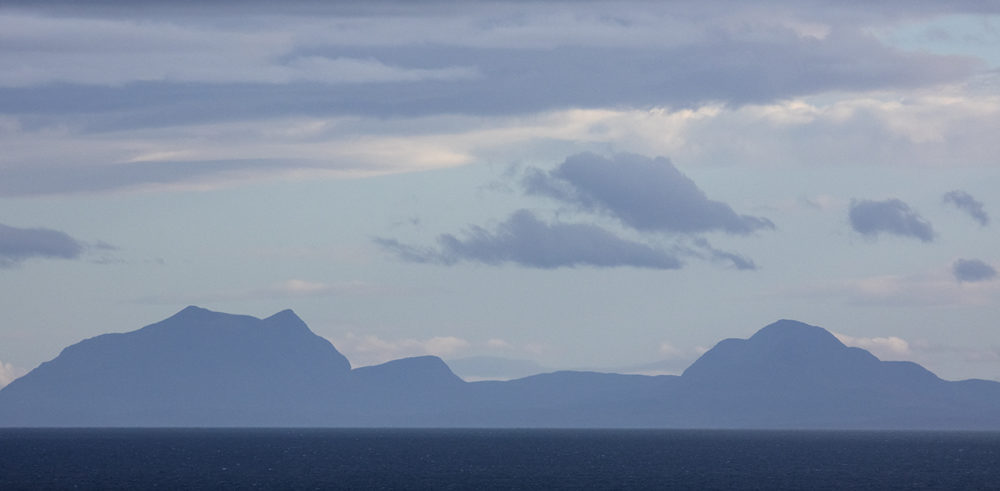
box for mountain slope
[0,306,353,426]
[675,319,1000,429]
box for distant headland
[1,306,998,429]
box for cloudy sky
[2,0,1000,385]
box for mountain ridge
[1,307,998,429]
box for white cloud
[658,342,683,358]
[0,360,26,388]
[835,336,1000,382]
[272,279,341,296]
[834,332,912,360]
[487,338,512,349]
[655,87,1000,168]
[0,114,476,196]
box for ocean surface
[1,429,999,489]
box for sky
[2,0,1000,385]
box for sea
[1,429,998,489]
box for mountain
[673,319,1000,429]
[0,306,353,426]
[446,356,548,380]
[1,309,999,429]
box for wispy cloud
[685,237,758,270]
[943,190,989,226]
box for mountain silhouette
[0,306,352,426]
[1,309,998,428]
[673,319,998,428]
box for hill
[2,309,998,429]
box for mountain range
[2,306,998,429]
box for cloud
[606,342,708,376]
[329,332,471,368]
[789,267,1000,307]
[953,258,997,283]
[848,198,934,242]
[0,159,345,197]
[376,209,683,270]
[11,87,1000,198]
[0,4,981,129]
[524,152,774,235]
[0,222,87,267]
[687,237,757,270]
[833,332,912,361]
[487,338,512,349]
[0,5,996,197]
[0,114,475,196]
[378,151,767,271]
[658,342,683,358]
[0,360,27,388]
[943,190,989,226]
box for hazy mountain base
[2,307,999,429]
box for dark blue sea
[1,429,999,489]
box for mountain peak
[682,319,876,382]
[748,319,846,350]
[174,305,214,318]
[2,312,999,429]
[263,309,308,329]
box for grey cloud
[525,152,774,235]
[1,42,976,132]
[1,2,988,199]
[943,190,989,226]
[376,210,683,270]
[849,198,934,242]
[689,238,757,270]
[0,223,86,267]
[953,258,997,283]
[0,9,980,133]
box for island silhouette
[2,306,998,429]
